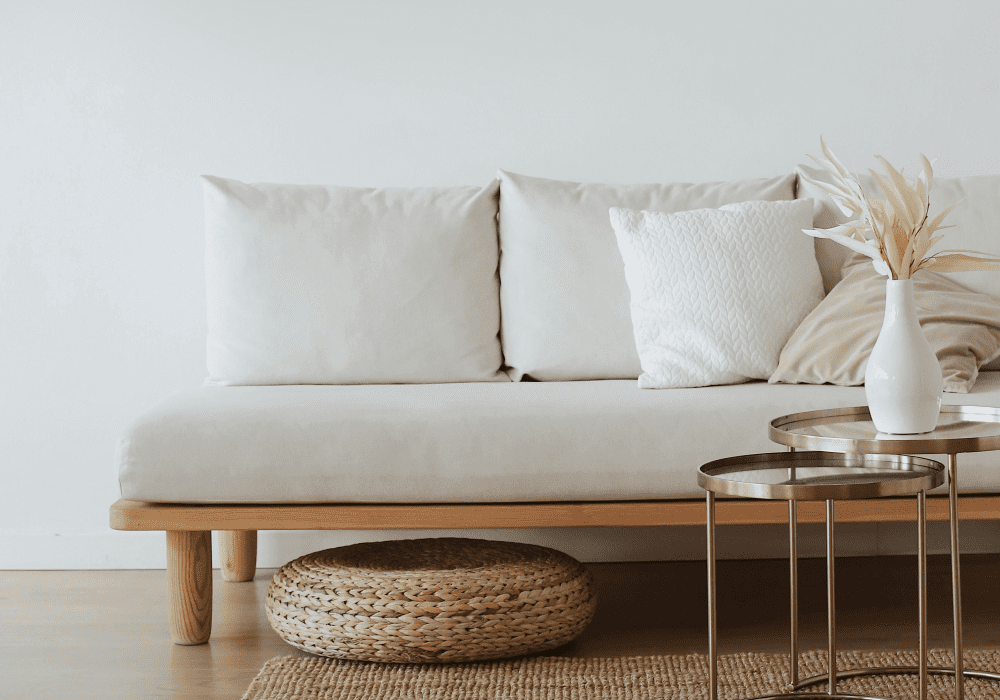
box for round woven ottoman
[265,537,597,663]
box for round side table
[769,405,1000,700]
[699,451,944,700]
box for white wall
[3,0,999,569]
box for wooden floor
[3,554,1000,700]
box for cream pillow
[497,170,796,381]
[203,176,507,385]
[609,199,822,389]
[770,256,1000,393]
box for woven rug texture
[241,648,1000,699]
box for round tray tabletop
[769,405,1000,455]
[698,451,945,501]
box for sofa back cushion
[496,170,796,381]
[203,176,507,385]
[796,164,1000,370]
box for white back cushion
[203,176,506,385]
[497,170,796,381]
[610,200,822,389]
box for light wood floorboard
[2,554,999,700]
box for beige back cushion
[497,170,796,381]
[203,176,507,385]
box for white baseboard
[3,521,1000,569]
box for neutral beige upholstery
[117,373,1000,504]
[771,258,1000,393]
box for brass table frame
[769,405,1000,700]
[700,451,946,700]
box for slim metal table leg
[948,454,964,700]
[708,491,717,700]
[919,489,928,700]
[787,447,798,693]
[827,499,837,696]
[788,498,799,693]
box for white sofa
[110,168,1000,645]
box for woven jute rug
[242,648,1000,699]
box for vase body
[864,279,943,434]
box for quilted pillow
[203,176,507,385]
[609,199,822,389]
[770,255,1000,393]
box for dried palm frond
[800,138,1000,279]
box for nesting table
[699,405,1000,700]
[700,451,944,700]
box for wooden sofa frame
[110,494,1000,645]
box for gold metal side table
[699,451,945,700]
[769,405,1000,700]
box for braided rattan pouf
[265,537,597,663]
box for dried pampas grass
[801,138,1000,280]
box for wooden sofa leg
[166,530,213,645]
[220,530,257,582]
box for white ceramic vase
[864,279,943,434]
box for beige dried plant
[801,138,1000,279]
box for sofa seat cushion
[117,373,1000,504]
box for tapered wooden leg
[166,530,212,645]
[220,530,257,582]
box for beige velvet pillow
[770,257,1000,393]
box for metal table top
[769,405,1000,455]
[698,451,944,501]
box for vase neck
[884,279,918,326]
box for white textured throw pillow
[203,176,507,385]
[609,199,822,389]
[497,170,796,381]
